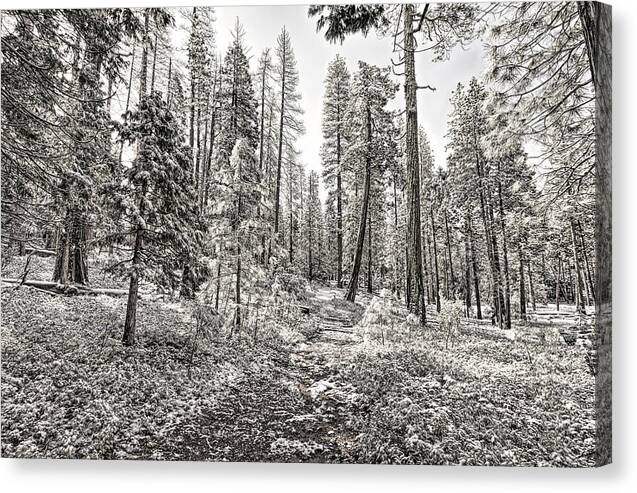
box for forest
[1,2,611,466]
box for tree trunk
[123,220,142,346]
[444,210,455,293]
[345,105,372,303]
[274,29,287,236]
[122,11,150,346]
[392,173,401,298]
[487,201,505,329]
[518,242,527,321]
[555,256,561,311]
[569,219,586,313]
[118,44,136,166]
[474,124,502,327]
[468,213,482,319]
[150,34,158,93]
[189,8,197,176]
[496,166,511,329]
[308,174,313,281]
[336,163,343,288]
[578,1,611,466]
[403,4,426,324]
[215,260,222,311]
[430,207,441,313]
[367,210,372,294]
[464,219,472,317]
[527,259,537,312]
[53,208,89,286]
[578,220,596,305]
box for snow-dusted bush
[439,299,464,349]
[356,289,408,345]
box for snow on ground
[1,260,596,465]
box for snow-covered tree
[320,54,350,287]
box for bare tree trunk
[444,210,455,293]
[166,57,172,106]
[578,0,611,466]
[464,219,472,317]
[345,105,372,303]
[189,8,197,178]
[555,256,561,312]
[403,4,426,324]
[336,163,343,287]
[392,174,401,298]
[430,206,441,313]
[367,211,372,294]
[570,218,586,314]
[308,174,313,281]
[496,166,511,329]
[150,34,158,92]
[215,260,221,311]
[118,45,136,166]
[518,241,527,321]
[578,220,596,305]
[468,213,482,319]
[474,126,502,327]
[274,28,287,236]
[527,259,537,312]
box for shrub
[439,299,464,349]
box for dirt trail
[270,285,368,462]
[170,285,370,463]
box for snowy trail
[273,285,366,461]
[167,285,370,463]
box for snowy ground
[1,256,597,465]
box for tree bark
[274,28,287,236]
[367,210,373,293]
[403,4,427,324]
[518,241,527,321]
[444,210,455,293]
[578,1,611,465]
[555,256,561,312]
[496,164,511,329]
[122,11,150,346]
[527,259,537,312]
[345,105,372,303]
[570,218,586,314]
[430,206,441,313]
[468,213,482,319]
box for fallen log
[24,247,56,257]
[2,278,131,297]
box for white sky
[210,5,485,183]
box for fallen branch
[2,278,132,297]
[25,247,56,257]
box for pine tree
[342,62,397,302]
[273,26,304,240]
[210,21,261,332]
[306,170,322,281]
[118,93,204,346]
[320,55,350,287]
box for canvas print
[0,2,611,466]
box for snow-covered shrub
[538,325,563,346]
[356,289,407,345]
[439,299,464,348]
[275,272,310,303]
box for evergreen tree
[118,93,204,345]
[273,26,304,240]
[320,55,350,287]
[342,62,397,302]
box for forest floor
[1,255,597,466]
